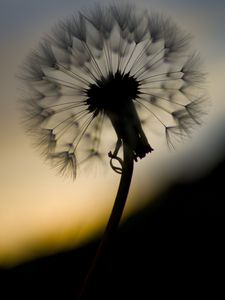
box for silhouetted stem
[78,143,134,299]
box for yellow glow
[0,128,162,267]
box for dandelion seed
[34,128,57,155]
[50,151,77,179]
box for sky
[0,0,225,267]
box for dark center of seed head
[86,71,140,114]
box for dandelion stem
[78,142,134,299]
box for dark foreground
[1,157,224,299]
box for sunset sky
[0,0,225,266]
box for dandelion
[20,2,207,298]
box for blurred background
[0,0,224,298]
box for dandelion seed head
[20,2,207,179]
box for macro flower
[19,3,209,297]
[21,2,206,179]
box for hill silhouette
[1,156,224,299]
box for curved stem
[78,143,134,299]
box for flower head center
[86,71,140,114]
[86,71,153,160]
